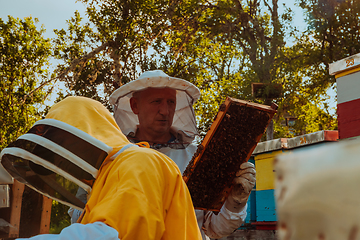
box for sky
[0,0,307,41]
[0,0,87,39]
[0,0,337,114]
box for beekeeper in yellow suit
[17,96,202,240]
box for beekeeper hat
[109,70,201,143]
[0,96,133,210]
[0,119,113,210]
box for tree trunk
[266,119,274,140]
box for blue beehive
[243,130,338,230]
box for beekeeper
[109,70,256,240]
[13,96,202,240]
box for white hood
[109,70,200,143]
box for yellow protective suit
[46,96,201,240]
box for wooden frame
[183,97,277,211]
[0,180,52,239]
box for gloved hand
[224,161,256,213]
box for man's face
[130,88,176,140]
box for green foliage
[49,0,340,138]
[291,0,360,111]
[153,0,308,138]
[299,0,360,60]
[0,16,52,150]
[52,11,113,106]
[49,174,80,232]
[52,0,198,108]
[296,0,360,74]
[49,200,71,234]
[180,0,339,138]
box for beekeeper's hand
[224,162,256,213]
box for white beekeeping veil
[109,70,200,143]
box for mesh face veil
[0,119,113,210]
[109,70,201,145]
[0,96,131,210]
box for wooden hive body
[183,97,277,211]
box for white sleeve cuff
[222,202,247,221]
[202,203,247,239]
[17,222,119,240]
[70,209,84,224]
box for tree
[51,0,338,140]
[299,0,360,61]
[292,0,360,97]
[0,15,70,235]
[52,0,203,108]
[271,0,360,136]
[151,0,312,138]
[0,16,52,150]
[160,0,338,138]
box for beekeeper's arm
[81,147,201,240]
[202,162,256,239]
[16,222,119,240]
[68,187,87,224]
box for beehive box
[329,52,360,140]
[183,97,277,211]
[251,130,338,228]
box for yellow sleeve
[81,147,201,240]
